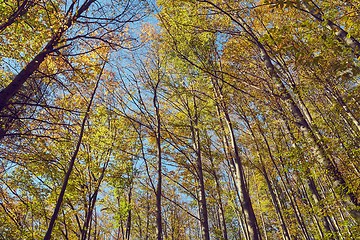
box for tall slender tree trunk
[81,153,111,240]
[44,62,103,240]
[239,103,292,240]
[281,116,340,236]
[258,123,312,239]
[207,139,229,240]
[263,170,291,240]
[299,180,325,238]
[213,84,261,240]
[189,98,211,240]
[125,184,133,240]
[277,175,312,240]
[211,79,261,240]
[153,81,163,240]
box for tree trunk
[208,139,229,240]
[211,78,261,240]
[189,101,211,240]
[44,63,103,240]
[153,82,163,240]
[191,123,210,240]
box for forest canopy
[0,0,359,239]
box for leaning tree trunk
[211,78,261,240]
[44,61,103,240]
